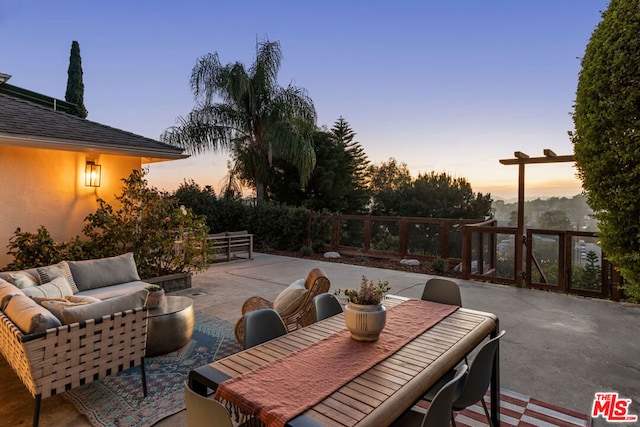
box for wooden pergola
[499,149,575,287]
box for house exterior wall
[0,145,141,268]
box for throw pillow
[4,294,62,334]
[61,289,147,325]
[39,299,93,322]
[8,272,39,289]
[273,279,306,313]
[0,278,22,310]
[66,295,101,304]
[20,276,74,299]
[67,253,141,291]
[37,261,79,293]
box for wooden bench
[206,231,254,262]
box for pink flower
[165,217,171,222]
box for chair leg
[33,394,41,427]
[481,396,493,427]
[451,411,457,427]
[140,358,148,397]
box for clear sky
[2,1,609,201]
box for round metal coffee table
[146,295,195,356]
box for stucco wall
[0,145,141,268]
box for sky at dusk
[2,1,610,200]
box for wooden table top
[190,296,498,427]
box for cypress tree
[65,40,88,118]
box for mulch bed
[269,250,460,277]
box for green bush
[431,257,447,275]
[5,227,89,270]
[571,0,640,302]
[3,170,209,278]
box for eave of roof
[0,92,187,161]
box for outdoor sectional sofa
[0,253,151,427]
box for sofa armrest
[1,307,147,400]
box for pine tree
[330,117,370,213]
[65,40,88,118]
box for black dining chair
[391,363,468,427]
[422,330,506,427]
[421,277,462,307]
[313,293,343,321]
[243,308,287,349]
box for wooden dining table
[189,295,500,426]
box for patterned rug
[63,312,242,427]
[419,388,591,426]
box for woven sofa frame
[234,267,330,345]
[0,307,148,427]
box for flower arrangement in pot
[145,284,165,308]
[335,276,391,342]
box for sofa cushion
[273,279,306,313]
[31,295,102,322]
[37,261,79,293]
[67,253,141,291]
[4,294,62,334]
[0,278,22,310]
[76,281,150,300]
[7,271,39,289]
[20,276,74,299]
[61,289,147,325]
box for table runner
[214,299,457,427]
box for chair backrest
[243,308,288,349]
[453,330,506,410]
[422,363,468,427]
[184,381,233,427]
[313,293,343,321]
[421,278,462,306]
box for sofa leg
[33,394,42,427]
[140,358,148,397]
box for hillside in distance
[492,194,598,231]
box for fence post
[399,220,408,258]
[440,221,449,261]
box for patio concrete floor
[1,253,639,426]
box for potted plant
[335,276,391,342]
[145,284,165,308]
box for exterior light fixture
[85,161,101,187]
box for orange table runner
[214,299,457,427]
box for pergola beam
[499,154,574,165]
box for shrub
[571,0,640,301]
[83,170,209,278]
[299,245,313,256]
[431,257,447,275]
[4,170,209,279]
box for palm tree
[162,39,317,204]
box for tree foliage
[161,39,317,204]
[538,210,571,230]
[367,158,491,219]
[64,40,88,118]
[570,0,640,301]
[367,158,412,216]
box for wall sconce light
[85,161,102,187]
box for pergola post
[500,150,575,288]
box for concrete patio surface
[1,252,638,426]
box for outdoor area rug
[419,388,591,426]
[63,311,242,427]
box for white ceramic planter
[344,302,387,342]
[145,289,165,308]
